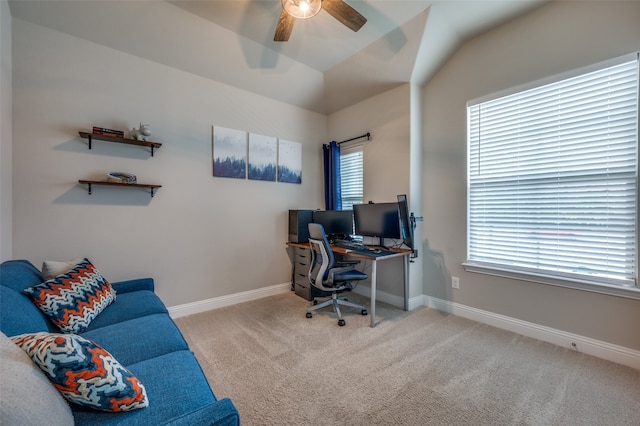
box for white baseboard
[426,296,640,371]
[408,294,429,311]
[168,282,291,319]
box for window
[466,53,638,291]
[340,145,364,211]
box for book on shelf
[92,126,124,138]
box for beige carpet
[175,292,640,425]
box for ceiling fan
[274,0,367,42]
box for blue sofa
[0,259,239,425]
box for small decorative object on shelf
[92,126,124,138]
[107,172,137,184]
[130,123,152,141]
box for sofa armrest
[111,277,155,294]
[162,398,239,426]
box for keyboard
[333,240,399,257]
[333,239,368,251]
[370,249,398,257]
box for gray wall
[421,0,640,350]
[0,0,12,261]
[10,17,326,307]
[329,84,413,303]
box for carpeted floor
[175,292,640,425]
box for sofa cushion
[11,332,149,413]
[0,259,44,292]
[0,285,58,336]
[81,313,189,366]
[23,258,116,333]
[0,332,74,426]
[71,350,220,425]
[82,290,168,332]
[0,260,57,336]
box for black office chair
[305,223,368,326]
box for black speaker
[289,210,314,243]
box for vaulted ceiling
[8,0,547,114]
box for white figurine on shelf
[130,123,152,141]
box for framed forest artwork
[278,139,302,184]
[213,126,247,179]
[248,133,277,182]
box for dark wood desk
[287,242,411,327]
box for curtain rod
[337,132,371,145]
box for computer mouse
[373,249,381,254]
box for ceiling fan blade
[322,0,367,32]
[274,8,296,41]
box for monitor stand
[378,237,390,250]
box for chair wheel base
[361,309,368,316]
[306,312,313,318]
[338,319,346,326]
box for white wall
[329,84,413,300]
[0,0,11,262]
[11,18,326,306]
[421,1,640,350]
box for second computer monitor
[353,202,401,239]
[312,210,354,239]
[397,194,414,251]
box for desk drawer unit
[292,247,312,300]
[290,246,331,301]
[294,272,312,300]
[295,248,311,264]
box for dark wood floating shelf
[79,131,162,156]
[79,180,162,198]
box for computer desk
[287,242,412,327]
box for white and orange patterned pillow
[23,258,116,333]
[11,332,148,412]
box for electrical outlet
[451,277,460,289]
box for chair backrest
[307,223,335,287]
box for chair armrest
[162,398,239,426]
[111,277,155,294]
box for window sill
[462,263,640,301]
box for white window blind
[340,145,364,211]
[467,54,639,288]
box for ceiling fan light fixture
[282,0,322,19]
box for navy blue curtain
[323,141,342,210]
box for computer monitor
[312,210,354,240]
[353,202,401,240]
[397,194,414,251]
